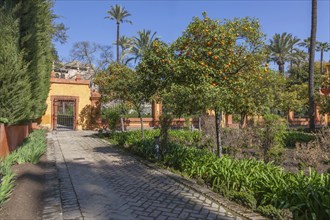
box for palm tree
[289,36,300,69]
[105,5,132,64]
[129,29,159,63]
[299,37,311,53]
[291,49,308,68]
[117,35,132,64]
[308,0,317,131]
[268,32,296,74]
[316,42,330,75]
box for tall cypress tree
[0,0,63,123]
[17,0,53,120]
[0,7,31,124]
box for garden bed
[0,155,47,219]
[100,129,330,219]
[0,130,47,207]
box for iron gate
[53,99,76,130]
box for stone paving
[42,131,259,220]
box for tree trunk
[308,0,317,131]
[239,113,247,129]
[215,109,222,157]
[278,63,285,75]
[160,114,173,155]
[198,116,202,131]
[116,22,120,64]
[120,117,125,132]
[290,47,293,70]
[138,111,145,140]
[320,50,324,75]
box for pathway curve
[42,131,253,220]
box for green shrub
[228,191,257,209]
[0,171,15,204]
[281,169,330,220]
[102,107,121,131]
[168,129,202,146]
[261,114,287,163]
[15,130,47,164]
[266,146,286,165]
[256,205,283,219]
[284,131,315,148]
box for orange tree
[137,13,266,157]
[136,40,182,151]
[220,67,277,128]
[94,63,150,136]
[137,40,215,152]
[171,13,266,157]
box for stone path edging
[42,134,63,220]
[99,138,266,220]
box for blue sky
[53,0,330,64]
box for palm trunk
[278,63,285,75]
[320,50,324,75]
[290,47,293,70]
[215,109,222,157]
[116,22,120,64]
[138,111,145,140]
[308,0,317,131]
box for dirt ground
[0,155,47,220]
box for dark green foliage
[0,8,31,125]
[261,114,287,164]
[103,130,330,219]
[16,0,53,120]
[102,108,121,131]
[15,129,47,164]
[256,205,284,219]
[168,129,202,146]
[0,171,15,204]
[284,131,315,148]
[0,0,58,123]
[228,191,257,209]
[287,63,321,87]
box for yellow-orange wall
[40,79,91,130]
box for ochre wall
[40,77,91,130]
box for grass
[0,129,47,204]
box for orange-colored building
[40,70,100,130]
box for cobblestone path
[43,131,246,220]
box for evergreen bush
[0,7,31,125]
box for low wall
[101,118,200,130]
[0,123,33,158]
[124,118,198,129]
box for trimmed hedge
[284,131,315,148]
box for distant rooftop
[53,60,95,80]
